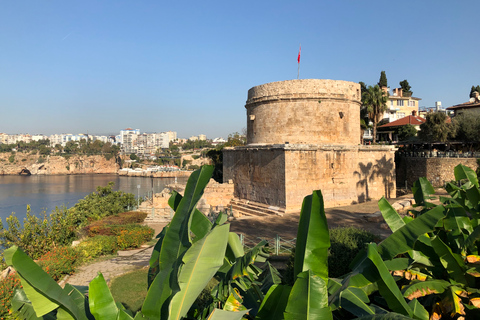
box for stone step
[231,204,271,217]
[229,198,285,217]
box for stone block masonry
[224,79,396,214]
[246,79,361,146]
[224,144,395,211]
[396,156,478,188]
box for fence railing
[239,233,296,256]
[397,151,480,158]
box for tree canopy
[419,112,455,142]
[361,84,388,143]
[395,124,417,142]
[399,80,412,95]
[469,85,480,98]
[378,71,388,87]
[452,111,480,143]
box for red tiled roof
[378,115,426,128]
[446,101,480,110]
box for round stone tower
[245,79,361,145]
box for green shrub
[83,219,149,238]
[37,246,79,281]
[0,271,21,318]
[21,158,27,162]
[76,235,118,261]
[282,226,376,284]
[116,226,154,250]
[36,248,74,277]
[328,226,376,278]
[69,182,137,226]
[8,154,15,163]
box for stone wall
[246,79,361,146]
[224,144,396,211]
[396,156,478,188]
[118,170,191,178]
[0,153,118,175]
[139,179,234,221]
[223,146,286,207]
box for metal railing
[397,151,480,158]
[239,233,296,256]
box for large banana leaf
[141,264,177,318]
[206,308,249,320]
[402,279,450,300]
[377,205,445,260]
[454,164,479,188]
[89,273,132,320]
[356,313,417,320]
[169,189,213,241]
[294,190,330,281]
[148,225,168,288]
[284,270,332,320]
[258,262,282,294]
[378,197,405,233]
[366,244,412,317]
[159,165,214,272]
[11,289,53,320]
[408,298,429,320]
[255,284,292,320]
[5,246,87,320]
[339,287,375,317]
[169,224,230,320]
[411,177,436,208]
[226,232,244,261]
[143,166,214,318]
[431,236,468,285]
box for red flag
[297,45,301,63]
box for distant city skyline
[1,1,479,138]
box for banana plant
[329,165,480,319]
[7,166,232,320]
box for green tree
[378,70,388,87]
[419,112,455,142]
[399,79,412,96]
[129,153,139,161]
[54,144,63,153]
[64,141,78,154]
[362,85,388,143]
[470,85,480,98]
[224,132,246,147]
[453,111,480,145]
[395,124,417,141]
[38,144,51,156]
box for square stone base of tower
[223,144,396,213]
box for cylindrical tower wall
[245,79,361,145]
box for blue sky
[1,1,479,139]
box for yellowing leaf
[466,255,480,264]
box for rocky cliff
[0,153,119,175]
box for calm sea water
[0,174,188,222]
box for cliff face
[0,153,119,175]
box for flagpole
[297,44,301,80]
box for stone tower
[223,79,396,214]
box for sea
[0,174,188,223]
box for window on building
[397,100,405,107]
[408,100,415,107]
[397,112,405,118]
[390,100,393,107]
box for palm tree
[362,85,388,143]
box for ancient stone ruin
[223,79,396,215]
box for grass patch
[110,267,148,313]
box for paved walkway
[63,196,418,287]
